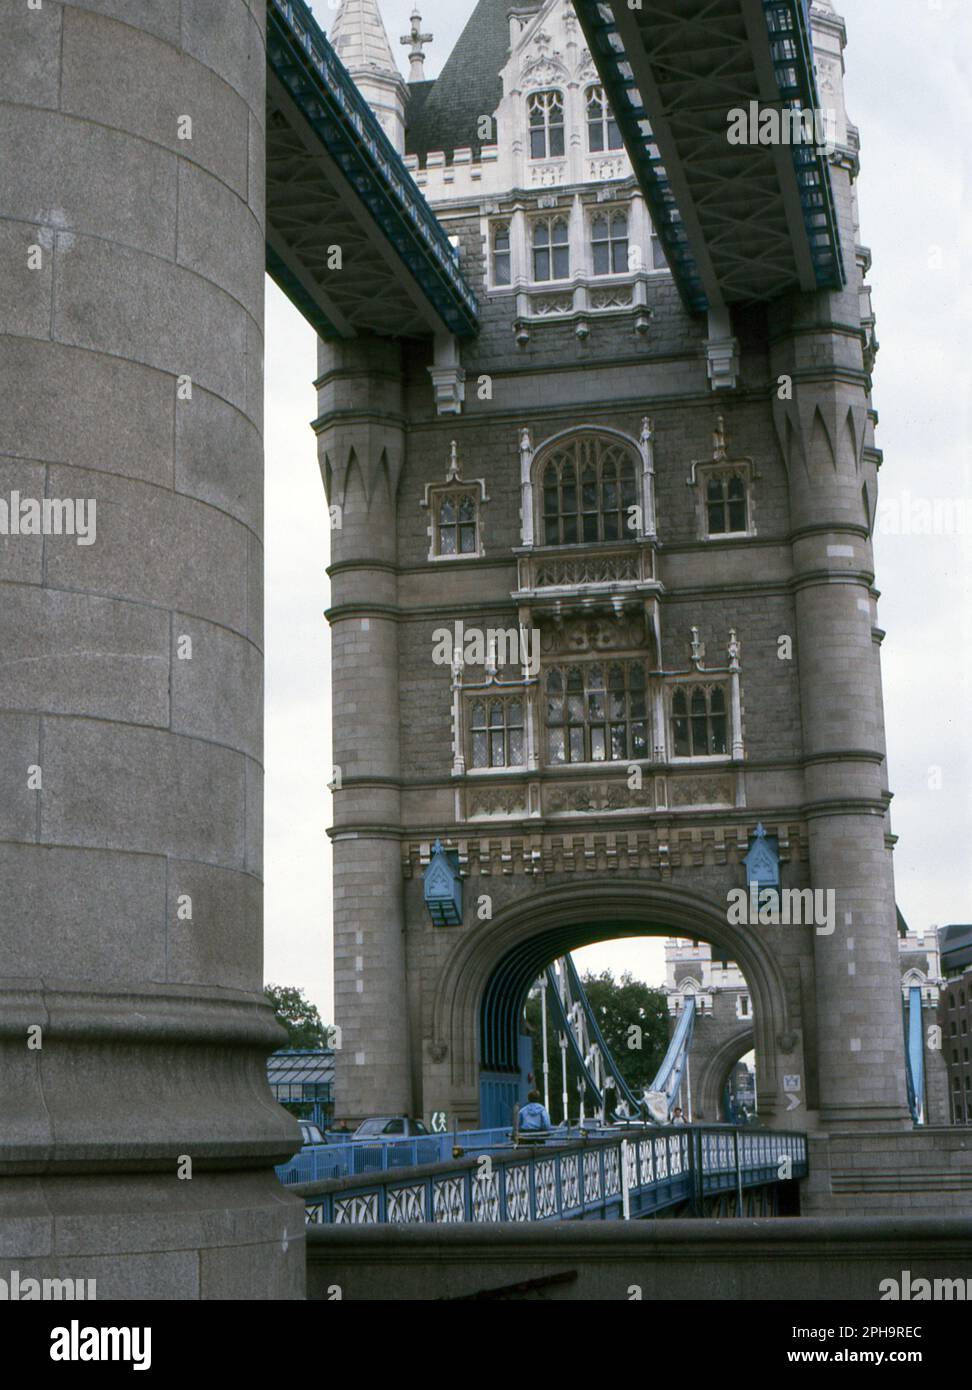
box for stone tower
[322,0,910,1138]
[1,1,303,1296]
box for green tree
[265,983,329,1050]
[524,968,669,1119]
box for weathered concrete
[306,1216,972,1301]
[803,1129,972,1215]
[0,0,303,1295]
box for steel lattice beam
[266,0,479,341]
[572,0,844,314]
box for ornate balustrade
[292,1125,808,1226]
[514,541,659,610]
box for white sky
[263,1,972,1018]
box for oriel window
[545,662,648,765]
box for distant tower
[330,0,407,152]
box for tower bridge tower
[321,0,912,1150]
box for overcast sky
[263,1,972,1018]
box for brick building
[939,925,972,1124]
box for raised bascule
[0,0,968,1299]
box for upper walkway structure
[265,0,479,340]
[572,0,844,314]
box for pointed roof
[330,0,399,79]
[406,0,543,164]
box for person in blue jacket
[518,1089,553,1131]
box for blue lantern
[423,838,463,927]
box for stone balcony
[512,540,662,621]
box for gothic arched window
[671,685,728,758]
[591,211,629,275]
[540,435,639,546]
[532,216,570,282]
[436,492,478,556]
[586,85,622,152]
[528,89,565,160]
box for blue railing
[277,1127,519,1185]
[266,0,479,338]
[295,1125,808,1225]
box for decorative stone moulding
[402,823,808,881]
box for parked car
[352,1116,430,1140]
[298,1120,331,1147]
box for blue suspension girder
[903,985,925,1126]
[545,964,606,1112]
[266,0,479,341]
[651,995,697,1115]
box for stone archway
[429,879,800,1126]
[696,1025,756,1121]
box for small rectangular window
[491,222,511,286]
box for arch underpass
[429,880,802,1129]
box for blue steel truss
[651,995,697,1115]
[545,957,696,1122]
[762,0,845,292]
[571,2,708,314]
[266,0,479,339]
[572,0,844,311]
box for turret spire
[330,0,399,79]
[329,0,407,154]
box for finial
[446,440,461,480]
[400,8,433,83]
[753,823,767,840]
[728,627,741,668]
[690,626,704,667]
[485,635,498,680]
[713,415,728,461]
[641,416,654,446]
[432,836,445,855]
